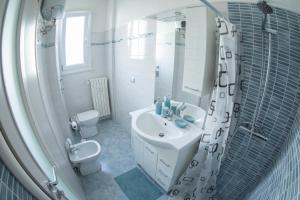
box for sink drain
[159,133,165,137]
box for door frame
[0,0,83,199]
[0,0,56,198]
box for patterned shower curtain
[170,18,239,200]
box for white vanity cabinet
[182,6,216,96]
[131,133,144,165]
[131,130,198,191]
[143,143,158,178]
[155,152,176,189]
[130,105,205,191]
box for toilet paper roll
[71,121,78,130]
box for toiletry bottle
[155,98,162,115]
[162,106,169,118]
[164,95,171,109]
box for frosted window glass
[128,20,147,59]
[65,16,85,66]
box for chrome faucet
[65,138,79,154]
[166,109,173,121]
[70,146,79,154]
[176,102,186,117]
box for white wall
[61,49,107,117]
[114,0,300,28]
[37,26,73,141]
[61,0,110,116]
[114,20,156,131]
[65,0,108,32]
[115,0,199,27]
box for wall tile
[0,158,36,200]
[217,3,300,200]
[245,108,300,200]
[113,19,156,131]
[1,183,6,200]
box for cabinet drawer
[157,155,175,176]
[156,175,170,191]
[144,143,157,156]
[156,167,171,185]
[132,134,144,165]
[143,144,158,178]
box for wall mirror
[148,6,217,108]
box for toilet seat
[77,110,100,122]
[73,110,100,138]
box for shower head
[257,1,273,31]
[257,1,273,14]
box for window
[128,20,147,59]
[58,11,91,74]
[65,16,85,66]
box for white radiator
[89,77,111,118]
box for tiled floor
[79,120,169,200]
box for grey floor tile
[82,171,128,200]
[156,194,170,200]
[81,120,168,200]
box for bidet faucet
[65,138,79,154]
[70,146,79,153]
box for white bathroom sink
[136,112,184,140]
[68,140,101,164]
[130,103,206,150]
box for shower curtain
[170,18,239,200]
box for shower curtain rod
[199,0,229,21]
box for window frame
[57,11,92,75]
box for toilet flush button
[130,76,135,83]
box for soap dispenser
[164,95,171,109]
[155,98,162,115]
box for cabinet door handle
[157,177,166,186]
[184,85,200,92]
[145,146,154,154]
[158,169,169,178]
[160,159,170,167]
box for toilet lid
[77,110,99,122]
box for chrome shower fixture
[257,1,273,15]
[257,1,277,34]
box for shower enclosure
[228,0,277,161]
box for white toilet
[73,110,100,138]
[65,138,101,176]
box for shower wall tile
[245,108,300,200]
[0,158,37,200]
[217,3,300,200]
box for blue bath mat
[115,168,163,200]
